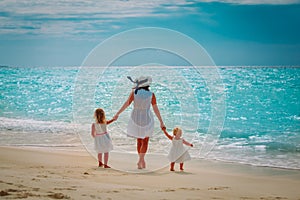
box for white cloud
[0,0,188,16]
[0,0,190,37]
[0,0,298,37]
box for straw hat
[127,76,152,89]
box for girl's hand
[106,119,115,125]
[113,114,119,121]
[190,144,193,147]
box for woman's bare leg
[137,138,142,153]
[139,137,149,169]
[141,137,149,153]
[137,139,143,169]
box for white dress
[127,89,154,139]
[93,123,113,153]
[167,138,191,163]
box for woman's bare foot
[141,160,146,169]
[137,162,142,169]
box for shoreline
[1,146,300,199]
[1,144,300,171]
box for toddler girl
[91,108,114,168]
[163,127,193,171]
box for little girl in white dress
[91,108,114,168]
[163,127,193,171]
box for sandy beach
[0,146,300,200]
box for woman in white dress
[113,76,165,169]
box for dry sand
[1,146,300,200]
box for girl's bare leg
[98,153,103,167]
[170,162,175,171]
[104,152,110,168]
[180,162,184,171]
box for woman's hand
[160,123,166,130]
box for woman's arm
[151,93,166,129]
[113,91,134,121]
[183,139,193,147]
[91,123,96,138]
[162,128,173,140]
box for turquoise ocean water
[0,66,299,169]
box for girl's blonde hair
[94,108,106,124]
[173,127,182,136]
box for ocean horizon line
[1,65,300,69]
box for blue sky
[0,0,299,67]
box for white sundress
[93,123,113,153]
[127,89,154,139]
[167,138,191,163]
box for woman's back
[127,89,154,137]
[133,89,152,110]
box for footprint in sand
[54,187,77,191]
[208,186,230,191]
[123,188,144,191]
[158,187,202,192]
[0,189,41,198]
[37,175,48,178]
[0,190,10,196]
[259,197,288,200]
[178,187,201,191]
[47,192,70,199]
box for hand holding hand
[160,123,166,130]
[113,114,119,121]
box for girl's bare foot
[104,164,111,168]
[98,161,103,167]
